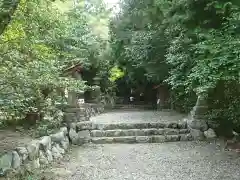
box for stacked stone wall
[0,103,104,176]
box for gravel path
[40,110,240,180]
[90,110,187,124]
[45,141,240,180]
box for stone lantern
[187,89,217,140]
[191,94,208,120]
[63,63,85,107]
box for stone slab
[91,135,184,144]
[90,128,189,137]
[95,122,187,130]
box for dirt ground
[0,129,33,155]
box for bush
[208,81,240,136]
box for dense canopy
[0,0,112,130]
[109,0,240,132]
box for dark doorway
[115,77,158,109]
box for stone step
[90,128,190,137]
[91,134,193,144]
[94,122,187,130]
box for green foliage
[208,81,240,134]
[0,0,20,36]
[0,0,85,122]
[109,0,240,130]
[60,0,114,92]
[164,0,240,119]
[0,0,112,126]
[109,0,170,85]
[109,66,125,82]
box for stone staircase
[66,106,217,145]
[73,121,193,144]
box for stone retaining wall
[0,103,104,176]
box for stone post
[191,95,208,120]
[66,90,77,107]
[188,93,216,140]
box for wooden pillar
[65,89,78,107]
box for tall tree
[0,0,112,127]
[109,0,170,86]
[109,0,240,131]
